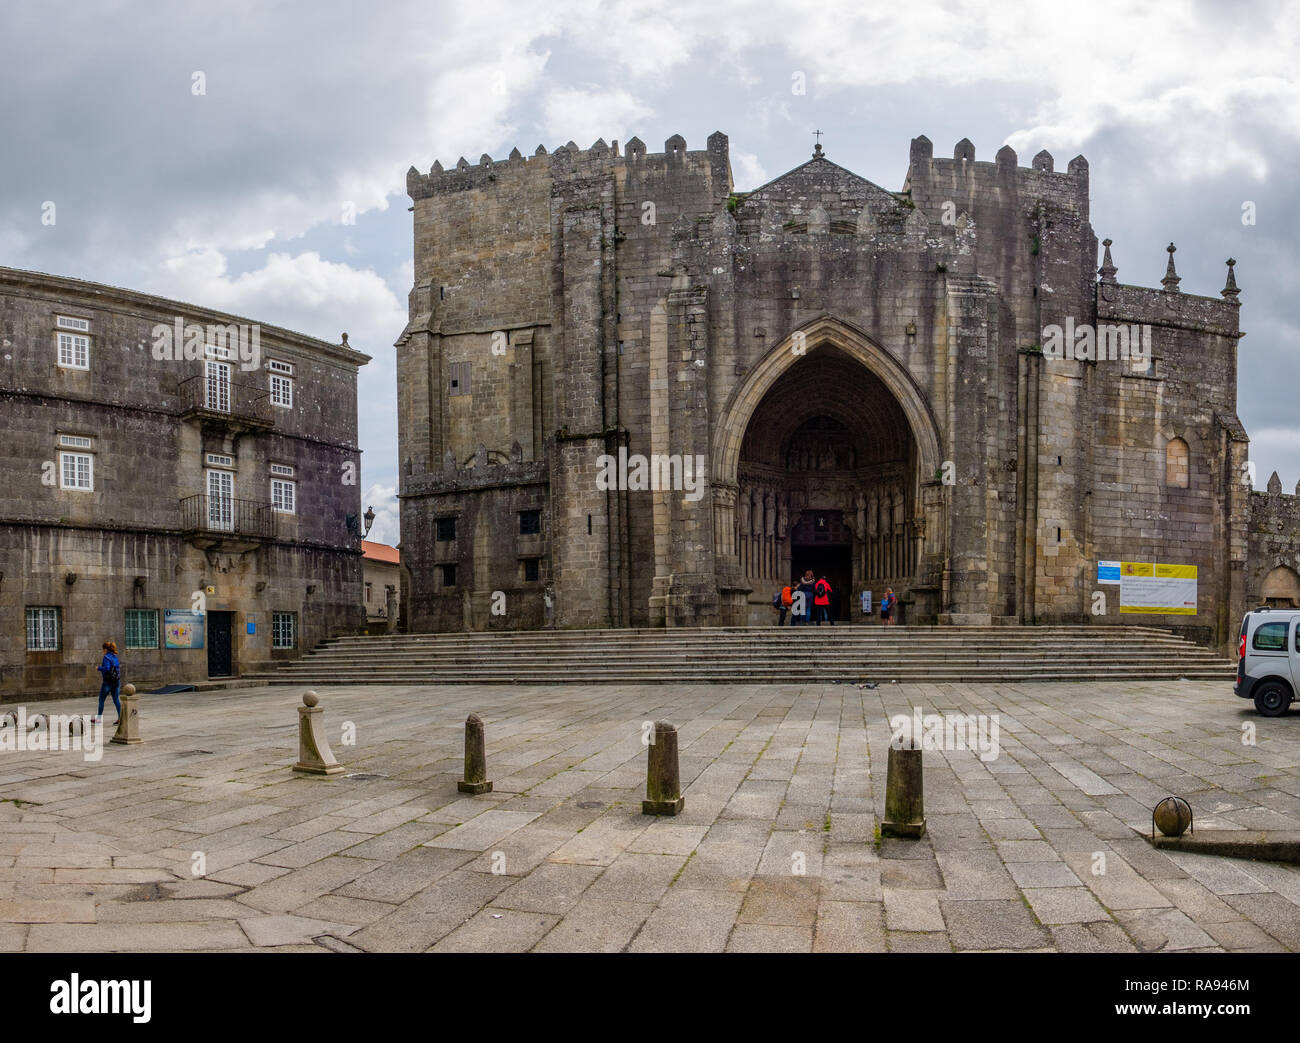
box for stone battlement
[407,132,730,200]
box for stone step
[255,624,1233,685]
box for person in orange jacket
[774,584,793,626]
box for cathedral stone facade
[396,131,1283,651]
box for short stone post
[292,691,343,775]
[881,741,925,838]
[111,684,142,745]
[457,713,492,794]
[642,720,685,816]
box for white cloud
[731,150,768,191]
[361,482,400,546]
[155,248,405,351]
[540,87,653,147]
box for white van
[1234,608,1300,716]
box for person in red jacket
[814,576,833,625]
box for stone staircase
[247,625,1237,686]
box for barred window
[440,563,457,588]
[271,478,296,514]
[124,609,159,649]
[59,451,93,490]
[272,612,296,649]
[519,509,541,535]
[26,607,60,651]
[270,373,294,408]
[436,517,456,541]
[57,332,89,369]
[522,558,540,582]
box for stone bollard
[881,741,925,838]
[292,691,343,775]
[457,713,492,794]
[642,720,685,816]
[111,684,142,745]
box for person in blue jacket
[96,641,121,724]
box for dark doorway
[207,612,234,677]
[791,545,853,622]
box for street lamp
[346,506,376,540]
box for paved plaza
[1,679,1298,952]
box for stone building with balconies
[0,266,370,697]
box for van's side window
[1253,621,1289,651]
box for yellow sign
[1119,562,1197,615]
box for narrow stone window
[1165,437,1189,488]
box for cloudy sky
[3,0,1298,543]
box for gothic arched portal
[711,316,945,622]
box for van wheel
[1253,681,1292,718]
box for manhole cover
[344,772,388,781]
[576,801,603,810]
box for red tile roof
[362,540,400,564]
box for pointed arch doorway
[711,317,945,624]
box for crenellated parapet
[407,131,731,201]
[905,134,1091,221]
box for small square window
[59,451,93,490]
[271,478,296,514]
[522,558,540,582]
[519,509,541,535]
[124,609,159,649]
[436,517,457,541]
[272,612,297,649]
[26,607,60,651]
[440,563,457,588]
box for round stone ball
[1153,796,1192,837]
[303,691,319,707]
[122,684,136,697]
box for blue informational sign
[1098,560,1121,585]
[164,609,205,649]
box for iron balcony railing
[179,494,277,539]
[177,374,274,426]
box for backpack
[772,591,782,608]
[815,580,829,598]
[106,660,120,685]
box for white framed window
[58,434,93,449]
[269,373,293,408]
[56,315,90,332]
[267,358,294,375]
[26,607,60,651]
[204,344,233,360]
[271,478,296,514]
[205,453,234,468]
[59,451,93,490]
[205,360,231,412]
[207,469,234,531]
[57,332,89,369]
[272,612,296,649]
[269,463,294,477]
